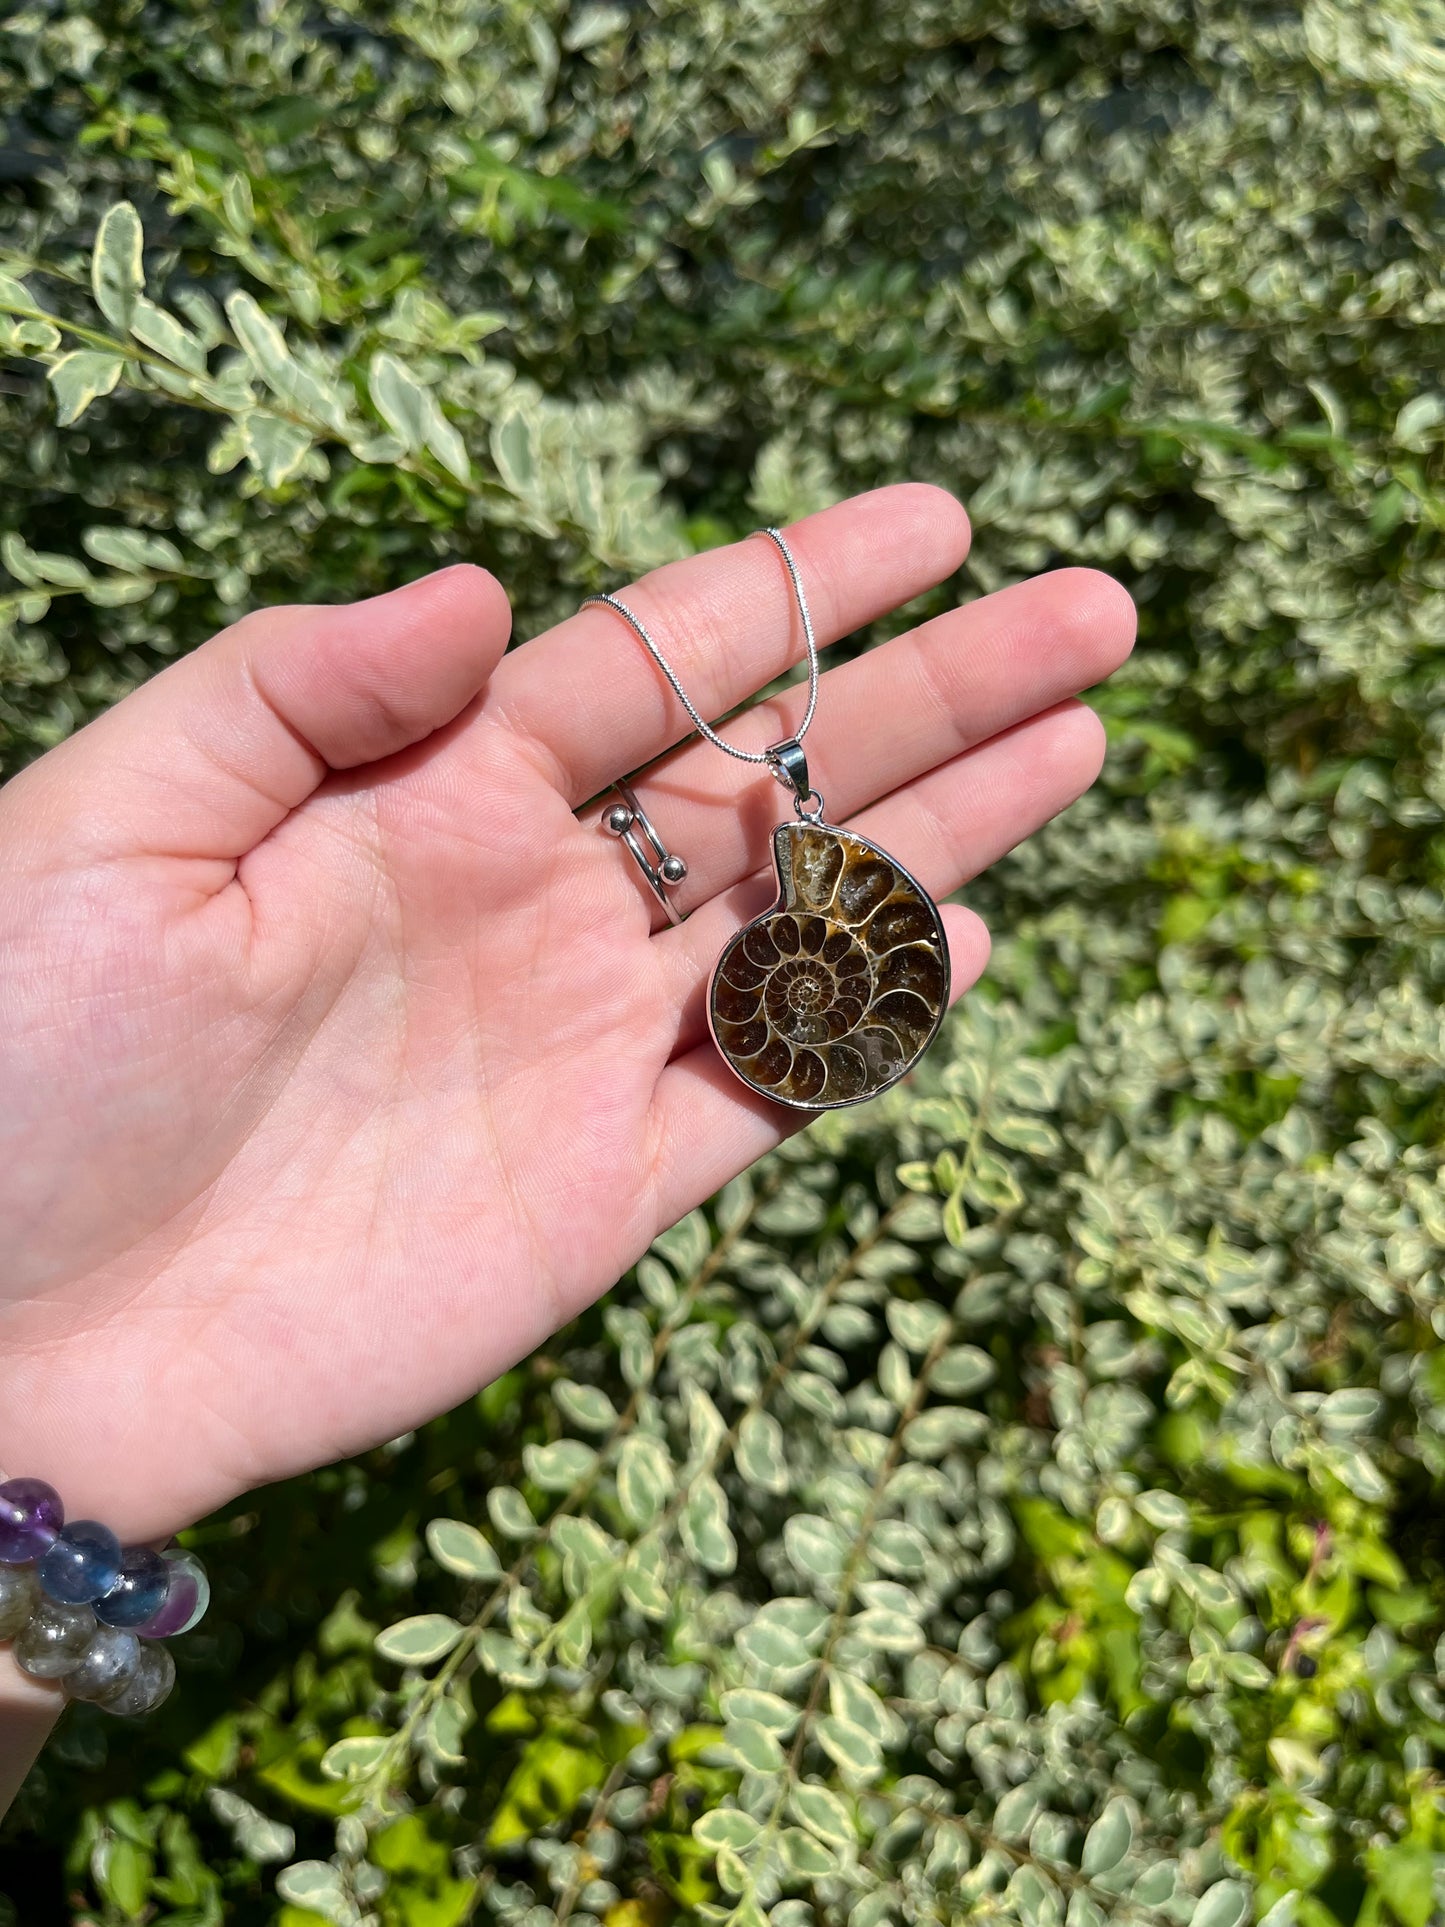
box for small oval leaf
[374,1613,464,1666]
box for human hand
[0,487,1133,1545]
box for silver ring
[603,782,689,926]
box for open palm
[0,488,1133,1545]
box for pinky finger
[644,901,990,1229]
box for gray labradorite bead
[13,1599,97,1678]
[63,1624,143,1703]
[98,1639,175,1718]
[0,1562,40,1639]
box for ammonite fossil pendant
[708,817,950,1111]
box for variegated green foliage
[3,4,1445,1927]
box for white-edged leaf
[222,172,255,233]
[931,1344,996,1397]
[789,1780,854,1848]
[81,526,183,574]
[885,1299,949,1353]
[1081,1798,1134,1875]
[815,1715,882,1779]
[1134,1489,1190,1531]
[1319,1387,1382,1431]
[320,1735,389,1781]
[758,1596,829,1641]
[850,1607,924,1652]
[620,1535,670,1619]
[736,1616,812,1674]
[1,535,38,584]
[276,1859,343,1901]
[617,1432,672,1528]
[994,1784,1041,1843]
[902,1406,990,1458]
[694,1808,761,1852]
[226,292,349,431]
[720,1689,798,1735]
[555,1596,593,1667]
[209,1790,294,1864]
[226,291,292,386]
[830,1671,901,1746]
[92,203,144,330]
[374,1613,464,1666]
[130,297,206,372]
[1394,393,1445,448]
[423,1694,471,1763]
[492,404,537,495]
[475,1629,544,1686]
[488,1484,537,1539]
[48,351,124,426]
[523,1438,597,1490]
[425,1517,501,1580]
[869,1519,929,1577]
[1191,1880,1251,1927]
[425,407,470,484]
[554,1379,618,1433]
[552,1515,615,1589]
[736,1409,789,1494]
[987,1112,1062,1157]
[0,272,39,314]
[784,1513,848,1586]
[369,350,429,451]
[14,548,91,589]
[780,1827,837,1877]
[240,414,313,487]
[85,574,155,607]
[724,1717,785,1773]
[682,1474,736,1574]
[715,1845,749,1897]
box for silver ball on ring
[604,803,634,836]
[660,854,688,885]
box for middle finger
[585,565,1135,924]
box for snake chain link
[580,526,819,767]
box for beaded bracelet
[0,1477,208,1717]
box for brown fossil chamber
[708,822,950,1110]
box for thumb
[5,563,511,865]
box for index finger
[484,485,970,806]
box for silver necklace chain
[581,526,820,768]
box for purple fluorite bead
[0,1477,63,1565]
[96,1547,171,1628]
[134,1551,209,1639]
[38,1520,123,1605]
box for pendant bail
[766,739,825,822]
[765,738,810,803]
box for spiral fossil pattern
[709,822,949,1108]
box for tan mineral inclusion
[709,823,950,1109]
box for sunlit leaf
[92,202,144,331]
[374,1614,464,1666]
[48,350,125,426]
